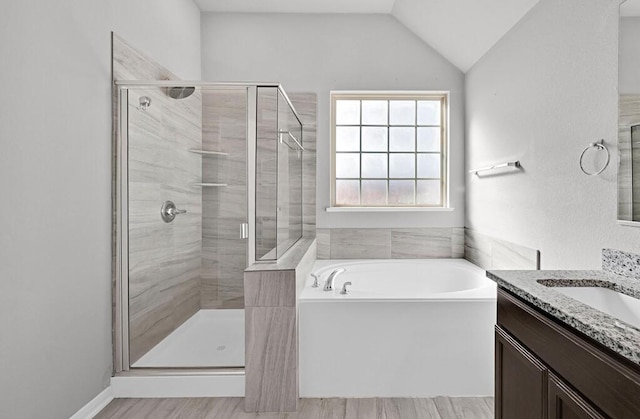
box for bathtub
[299,259,496,397]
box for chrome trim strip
[247,86,257,266]
[114,84,129,373]
[114,80,281,87]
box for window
[331,91,448,208]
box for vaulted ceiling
[195,0,638,73]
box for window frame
[330,91,449,209]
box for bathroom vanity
[489,258,640,419]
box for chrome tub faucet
[324,267,346,291]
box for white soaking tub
[299,259,496,397]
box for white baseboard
[110,373,245,398]
[70,387,114,419]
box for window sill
[325,207,455,213]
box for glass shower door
[123,85,247,369]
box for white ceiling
[391,0,539,72]
[195,0,634,72]
[194,0,395,14]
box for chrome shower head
[167,86,195,99]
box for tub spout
[324,267,346,291]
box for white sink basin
[554,287,640,330]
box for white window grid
[331,92,448,207]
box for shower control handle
[161,201,187,223]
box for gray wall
[465,0,640,269]
[620,17,640,94]
[200,13,465,230]
[0,1,200,418]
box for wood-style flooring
[95,397,494,418]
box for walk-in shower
[114,82,303,372]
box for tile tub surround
[316,227,464,259]
[464,228,539,270]
[487,268,640,366]
[603,248,640,279]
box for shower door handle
[240,223,249,239]
[161,201,187,223]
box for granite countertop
[487,268,640,366]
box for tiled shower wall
[113,34,202,363]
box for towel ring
[579,140,610,176]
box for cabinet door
[548,373,605,419]
[496,326,547,419]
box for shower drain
[217,345,226,351]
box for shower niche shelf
[193,183,228,187]
[189,149,228,156]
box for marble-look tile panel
[330,229,392,259]
[390,228,452,258]
[295,240,317,299]
[491,240,539,270]
[602,248,640,279]
[129,278,200,363]
[464,228,538,270]
[463,229,492,270]
[451,227,465,258]
[245,306,298,412]
[244,271,296,307]
[316,229,331,259]
[319,228,468,259]
[112,34,177,81]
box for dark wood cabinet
[495,327,547,419]
[496,288,640,419]
[547,373,604,419]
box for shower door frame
[113,81,299,374]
